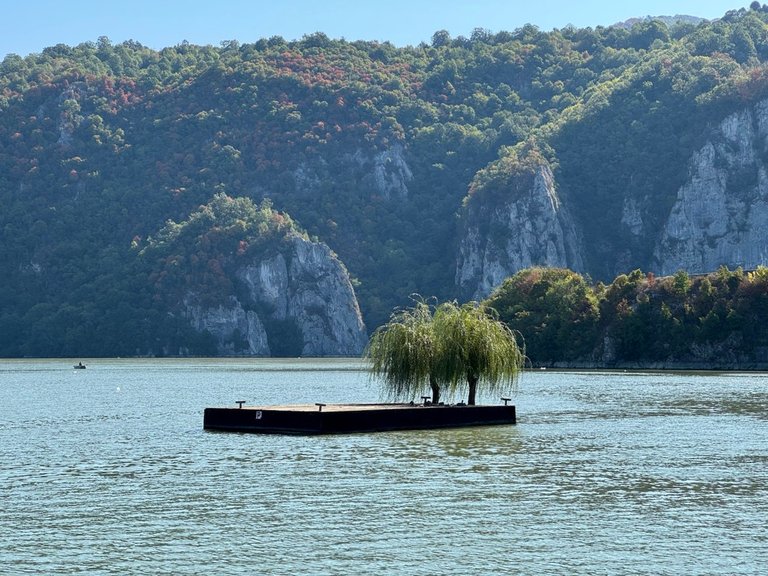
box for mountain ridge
[2,4,768,356]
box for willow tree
[366,299,524,405]
[432,301,524,405]
[365,300,442,403]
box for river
[1,359,766,575]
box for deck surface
[236,403,438,412]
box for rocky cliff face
[185,297,270,355]
[457,100,768,300]
[455,162,584,299]
[367,143,413,199]
[294,143,412,200]
[654,100,768,274]
[184,234,367,356]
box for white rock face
[239,253,290,319]
[296,143,412,200]
[185,296,270,356]
[621,197,645,238]
[237,236,368,356]
[456,163,584,299]
[654,99,768,274]
[185,234,367,357]
[370,144,413,199]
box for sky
[0,0,753,60]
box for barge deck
[203,402,516,435]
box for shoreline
[4,356,768,372]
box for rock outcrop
[185,296,270,356]
[293,143,413,200]
[654,100,768,274]
[457,99,768,300]
[368,143,413,199]
[184,234,367,356]
[455,161,584,299]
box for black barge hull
[203,403,516,435]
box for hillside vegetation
[2,5,768,356]
[486,266,768,368]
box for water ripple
[1,362,766,575]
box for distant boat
[74,362,86,369]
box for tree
[628,19,670,50]
[365,299,524,405]
[432,301,525,405]
[486,267,600,363]
[365,299,442,403]
[431,30,452,48]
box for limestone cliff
[184,234,367,356]
[456,161,584,300]
[654,100,768,274]
[457,99,768,300]
[367,143,413,200]
[293,143,412,200]
[185,296,270,356]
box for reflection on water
[0,360,766,575]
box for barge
[203,401,516,435]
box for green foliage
[672,269,692,295]
[142,193,303,308]
[431,301,524,404]
[467,139,550,202]
[365,298,440,401]
[263,318,304,357]
[4,7,768,355]
[486,265,768,366]
[366,298,524,404]
[487,267,600,361]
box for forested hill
[3,5,768,357]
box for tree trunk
[430,375,440,404]
[467,373,478,405]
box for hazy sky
[0,0,752,59]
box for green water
[1,359,766,574]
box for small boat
[74,362,86,369]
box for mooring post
[315,403,326,412]
[421,396,431,406]
[501,397,511,406]
[236,400,246,409]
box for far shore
[4,356,768,372]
